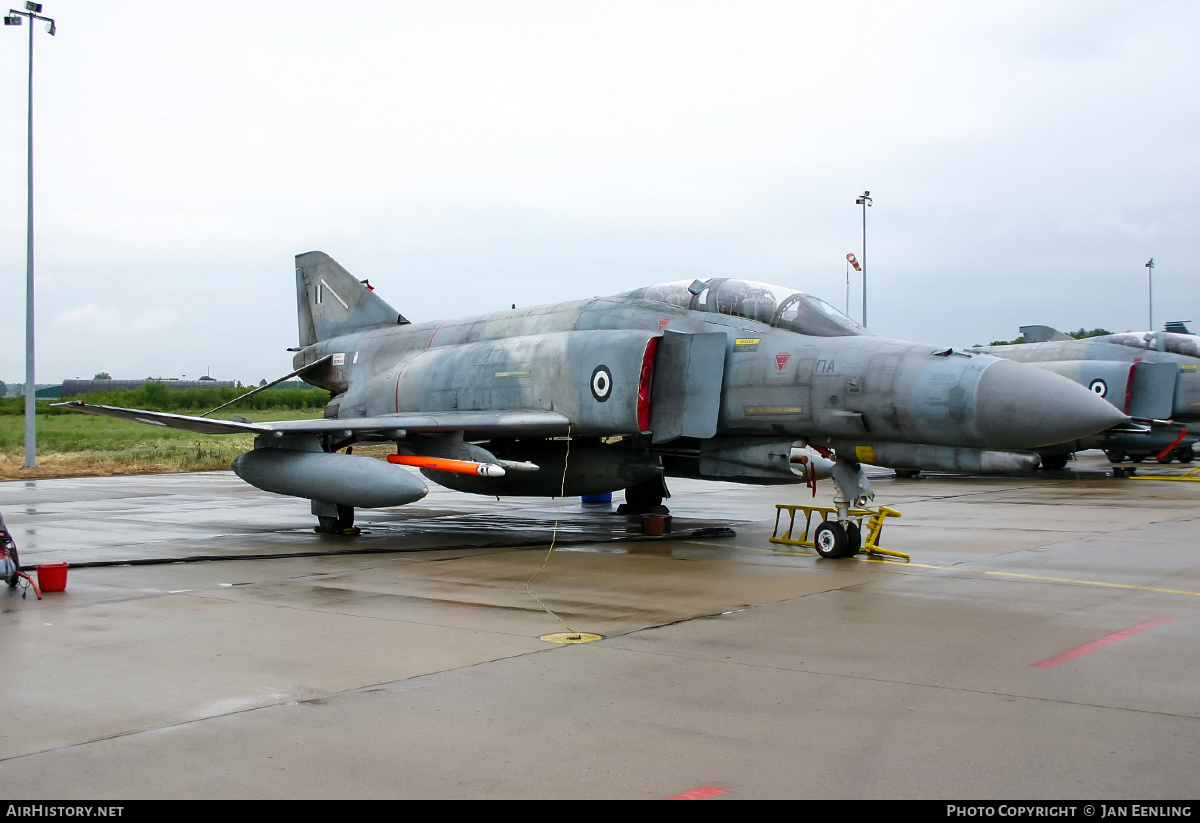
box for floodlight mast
[855,191,872,327]
[5,2,55,468]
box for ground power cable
[523,423,580,634]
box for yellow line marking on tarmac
[913,567,1200,597]
[681,540,1200,597]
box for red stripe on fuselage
[394,320,449,413]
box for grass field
[0,409,328,480]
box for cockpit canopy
[1106,332,1200,359]
[621,278,870,338]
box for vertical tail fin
[295,251,406,346]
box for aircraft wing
[53,402,572,438]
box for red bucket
[36,563,68,592]
[642,514,666,536]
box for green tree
[94,372,111,380]
[140,380,170,409]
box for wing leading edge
[53,402,572,438]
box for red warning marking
[659,317,670,330]
[1157,427,1187,461]
[670,786,728,800]
[775,353,791,370]
[1033,617,1175,668]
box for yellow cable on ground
[525,424,585,636]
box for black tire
[1175,446,1195,464]
[1105,450,1126,463]
[621,476,667,514]
[317,505,355,534]
[1130,454,1147,463]
[3,540,20,589]
[1157,453,1174,465]
[894,469,921,479]
[1040,453,1070,471]
[844,522,862,557]
[813,521,849,559]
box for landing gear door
[650,331,727,444]
[1128,361,1177,420]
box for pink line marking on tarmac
[1033,617,1175,668]
[669,786,728,800]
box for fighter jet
[59,252,1125,557]
[975,325,1200,467]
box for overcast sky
[1,1,1196,385]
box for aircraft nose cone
[976,359,1128,449]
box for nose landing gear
[812,520,862,559]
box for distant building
[60,379,236,397]
[34,385,63,398]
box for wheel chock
[1130,467,1200,482]
[770,503,907,561]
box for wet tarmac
[1,452,1198,799]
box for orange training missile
[387,454,506,477]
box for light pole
[855,191,872,327]
[1145,258,1155,331]
[4,3,55,469]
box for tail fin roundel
[295,251,407,346]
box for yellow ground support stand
[770,503,908,561]
[1129,467,1200,482]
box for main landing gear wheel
[1105,450,1127,463]
[894,469,921,479]
[1157,453,1175,464]
[1130,454,1147,463]
[618,476,669,515]
[814,521,849,559]
[1175,446,1195,463]
[317,505,355,534]
[1039,453,1070,471]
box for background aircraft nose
[975,358,1127,449]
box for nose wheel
[813,521,862,558]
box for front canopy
[621,278,870,338]
[1105,332,1200,359]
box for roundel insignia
[1089,378,1107,397]
[590,365,612,402]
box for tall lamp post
[1145,258,1155,331]
[855,191,872,327]
[4,3,56,469]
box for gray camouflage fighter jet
[975,325,1200,468]
[59,252,1125,557]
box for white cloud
[0,1,1197,383]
